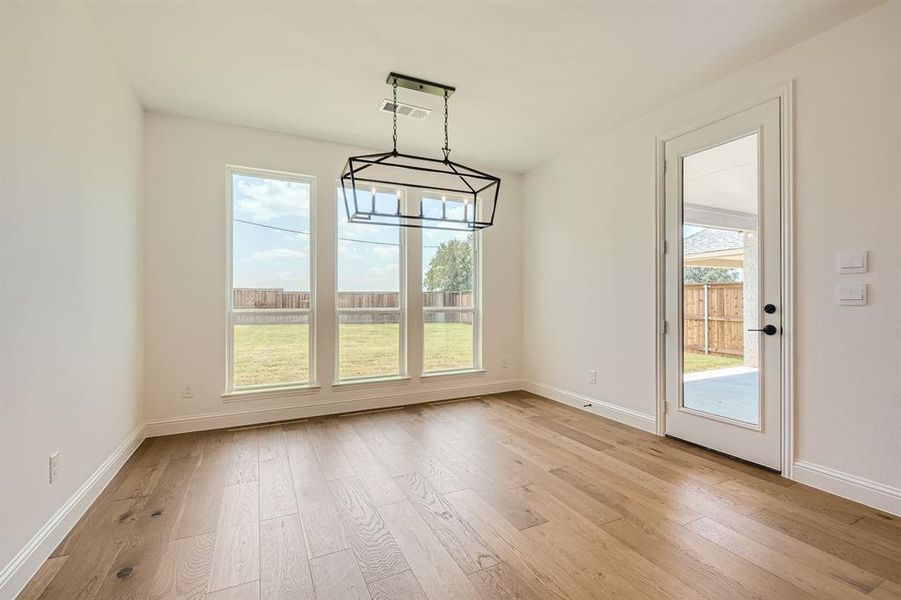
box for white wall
[524,2,901,493]
[0,0,144,594]
[142,113,522,432]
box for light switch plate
[836,282,867,306]
[837,250,867,274]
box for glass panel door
[681,133,760,426]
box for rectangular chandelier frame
[340,150,500,231]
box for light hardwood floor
[19,392,901,599]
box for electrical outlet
[181,382,194,399]
[49,452,60,484]
[588,370,597,385]
[502,357,509,368]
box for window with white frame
[336,186,405,381]
[227,166,315,391]
[421,194,480,373]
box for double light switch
[836,250,868,306]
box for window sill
[420,368,486,381]
[331,376,412,391]
[222,384,322,402]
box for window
[421,195,480,373]
[336,187,405,381]
[227,167,315,391]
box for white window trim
[334,183,408,384]
[419,193,482,376]
[225,165,317,395]
[221,383,322,402]
[420,368,486,381]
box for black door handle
[747,324,778,335]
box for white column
[742,231,759,368]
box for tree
[683,266,741,284]
[424,236,473,291]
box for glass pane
[423,221,477,373]
[233,313,309,388]
[338,313,400,380]
[681,133,760,425]
[421,196,444,220]
[232,173,311,292]
[337,190,401,295]
[422,227,475,309]
[336,189,402,380]
[424,311,473,372]
[231,171,311,388]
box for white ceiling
[84,0,878,173]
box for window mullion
[407,212,424,377]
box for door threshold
[665,434,782,474]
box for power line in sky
[234,218,441,248]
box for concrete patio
[684,366,759,424]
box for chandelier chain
[392,79,398,154]
[442,89,451,161]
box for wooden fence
[233,288,473,324]
[234,288,310,309]
[423,291,473,309]
[684,283,744,357]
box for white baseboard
[143,378,524,437]
[522,380,657,433]
[792,460,901,517]
[0,425,145,600]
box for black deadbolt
[764,303,777,314]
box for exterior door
[664,99,782,470]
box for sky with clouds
[232,174,470,292]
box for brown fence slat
[683,283,744,357]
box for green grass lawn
[683,351,743,374]
[233,322,473,387]
[422,322,474,373]
[234,323,309,387]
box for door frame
[654,82,795,476]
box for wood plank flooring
[19,392,901,599]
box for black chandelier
[340,73,500,231]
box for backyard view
[681,230,759,424]
[233,322,474,387]
[683,351,742,374]
[230,177,478,388]
[679,133,761,424]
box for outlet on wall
[502,356,509,368]
[181,382,194,399]
[588,370,597,385]
[49,452,60,484]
